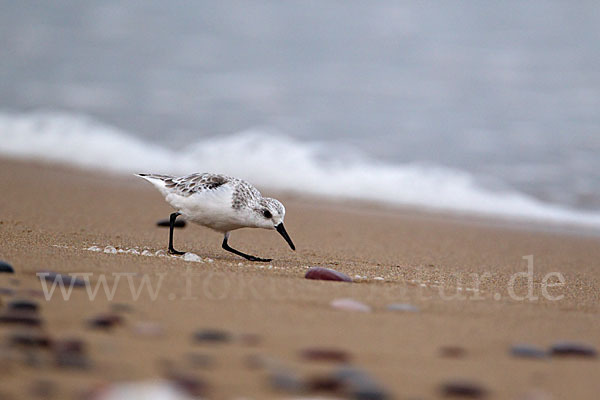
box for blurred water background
[1,1,599,226]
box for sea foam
[2,110,600,229]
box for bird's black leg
[168,212,186,255]
[222,232,271,262]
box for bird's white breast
[164,184,249,232]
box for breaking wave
[2,110,600,229]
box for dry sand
[0,158,599,399]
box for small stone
[550,341,598,358]
[133,321,164,337]
[91,381,195,400]
[9,331,52,348]
[386,303,419,312]
[269,369,307,394]
[0,261,14,273]
[305,267,352,282]
[54,338,91,369]
[166,371,208,397]
[0,311,43,326]
[157,219,186,228]
[0,287,15,296]
[7,299,39,313]
[300,348,351,363]
[39,271,86,288]
[510,344,548,359]
[54,338,86,354]
[186,352,215,369]
[193,329,231,344]
[104,246,118,254]
[333,366,391,400]
[439,346,467,358]
[330,298,371,312]
[182,253,203,262]
[440,380,488,398]
[306,374,343,392]
[88,314,123,330]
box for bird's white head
[254,198,285,228]
[253,198,295,250]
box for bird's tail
[135,173,174,196]
[135,173,173,181]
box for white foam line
[3,110,600,229]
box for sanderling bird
[136,172,295,262]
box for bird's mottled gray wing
[139,172,263,208]
[165,173,232,196]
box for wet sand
[0,158,599,399]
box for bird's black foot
[222,233,272,262]
[168,248,186,256]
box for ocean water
[1,1,599,228]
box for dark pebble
[550,341,598,358]
[0,287,16,296]
[0,311,43,326]
[87,314,123,330]
[307,374,343,392]
[0,261,14,273]
[39,271,86,288]
[305,267,352,282]
[7,299,39,313]
[439,346,467,358]
[55,338,86,354]
[441,380,488,398]
[510,344,548,359]
[269,369,307,394]
[9,331,52,348]
[54,338,91,369]
[333,366,391,400]
[300,348,351,363]
[166,371,208,397]
[157,219,186,228]
[193,329,231,344]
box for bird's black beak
[276,223,295,251]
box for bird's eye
[263,209,272,219]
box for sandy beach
[0,157,599,399]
